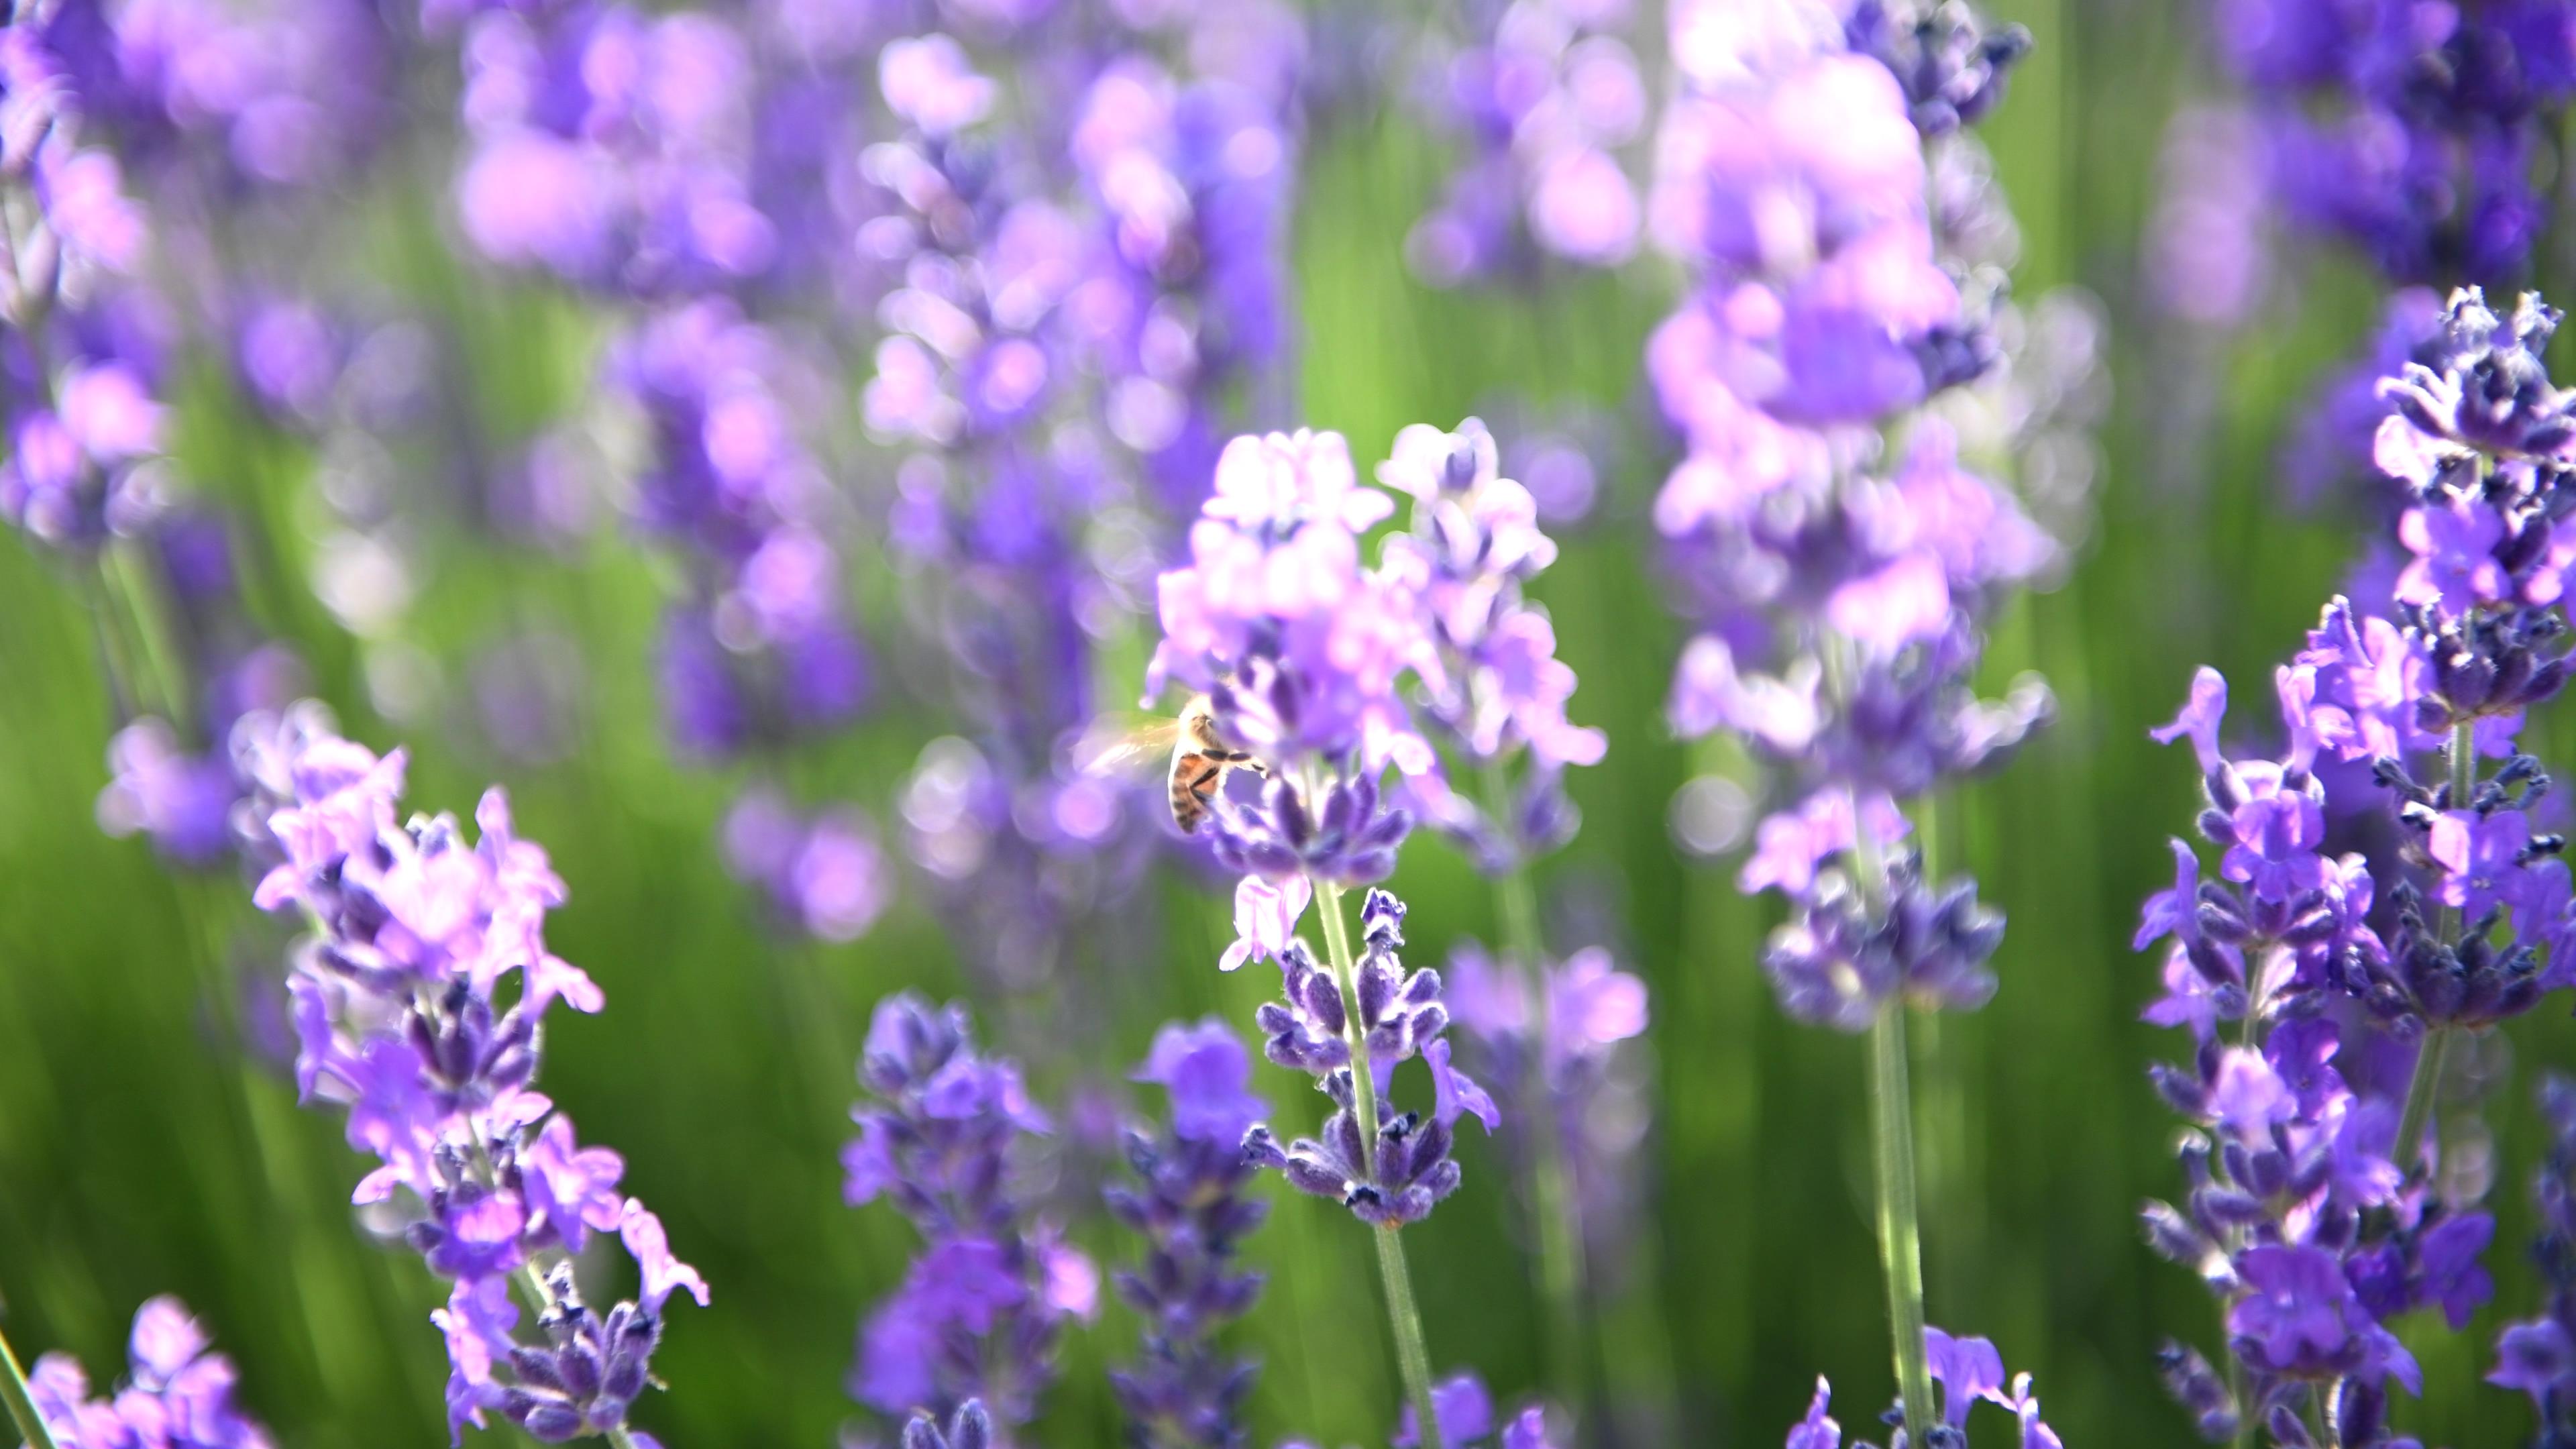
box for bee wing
[1073,714,1184,779]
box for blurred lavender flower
[2143,104,2272,331]
[1243,888,1496,1227]
[1445,943,1648,1257]
[1068,50,1296,511]
[25,1297,273,1449]
[2490,1073,2576,1444]
[1403,0,1647,286]
[1395,1372,1558,1448]
[1272,1370,1557,1449]
[237,704,705,1446]
[1786,1326,2063,1448]
[900,1400,994,1449]
[1842,0,2029,137]
[614,302,871,755]
[723,787,894,943]
[1106,1020,1268,1447]
[1648,1,2055,943]
[456,4,773,293]
[2206,0,2576,286]
[845,993,1095,1431]
[1760,849,2003,1030]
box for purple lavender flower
[901,1400,994,1449]
[1147,428,1440,888]
[1106,1020,1269,1448]
[1646,15,2057,903]
[1242,888,1497,1227]
[1843,0,2031,137]
[26,1298,274,1449]
[455,5,774,294]
[612,301,872,755]
[2489,1073,2576,1444]
[1068,52,1295,511]
[1786,1326,2063,1448]
[2207,0,2576,286]
[237,704,705,1446]
[722,788,894,943]
[1375,418,1605,871]
[1391,1372,1560,1448]
[845,993,1095,1430]
[1444,942,1650,1279]
[1403,0,1646,286]
[1760,849,2003,1031]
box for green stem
[1867,1000,1934,1441]
[0,1321,63,1449]
[1313,878,1444,1449]
[1475,763,1589,1419]
[1372,1225,1442,1449]
[2393,1026,2452,1177]
[99,545,192,726]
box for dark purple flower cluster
[2208,0,2576,285]
[2490,1073,2576,1444]
[27,1299,272,1449]
[843,993,1097,1431]
[237,704,706,1446]
[1843,0,2030,138]
[2135,290,2576,1445]
[1403,0,1646,286]
[1106,1020,1269,1448]
[1760,849,2003,1030]
[1242,888,1497,1226]
[1786,1326,2062,1448]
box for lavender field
[5,1,2576,1446]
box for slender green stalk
[1866,1000,1934,1441]
[1849,798,1932,1442]
[1475,762,1590,1417]
[1314,878,1444,1449]
[1372,1224,1442,1448]
[2393,1025,2453,1178]
[0,1320,63,1449]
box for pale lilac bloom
[239,706,700,1444]
[1220,872,1311,971]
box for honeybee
[1078,694,1269,834]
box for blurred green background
[7,0,2576,1445]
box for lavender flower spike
[845,994,1096,1433]
[2489,1073,2576,1445]
[1148,427,1436,889]
[1244,888,1497,1228]
[23,1298,272,1449]
[237,702,704,1446]
[1788,1326,2063,1448]
[1108,1020,1269,1448]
